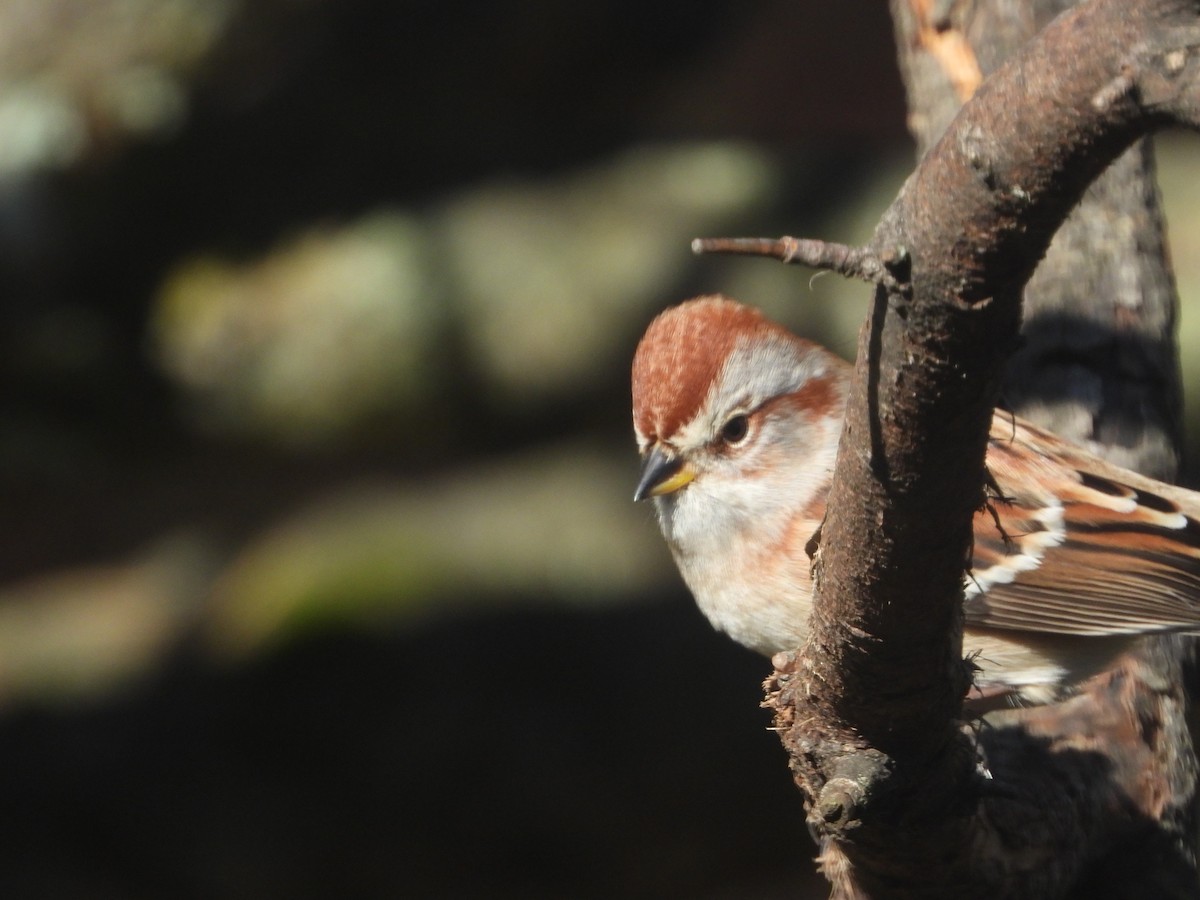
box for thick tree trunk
[763,0,1200,895]
[892,4,1200,895]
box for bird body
[632,295,1200,700]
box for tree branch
[690,236,895,286]
[764,0,1200,894]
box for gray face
[646,331,844,562]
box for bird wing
[963,414,1200,636]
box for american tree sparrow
[632,295,1200,701]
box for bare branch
[768,0,1200,894]
[690,236,891,285]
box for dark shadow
[0,595,829,899]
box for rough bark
[763,0,1200,895]
[893,3,1199,896]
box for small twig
[691,235,888,285]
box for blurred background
[0,2,1196,897]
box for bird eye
[720,414,750,445]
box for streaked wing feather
[965,415,1200,636]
